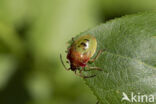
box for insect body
[60,34,103,78]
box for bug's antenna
[60,54,69,70]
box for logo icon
[121,92,155,103]
[121,92,131,102]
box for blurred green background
[0,0,156,104]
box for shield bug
[60,34,104,78]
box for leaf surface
[79,12,156,104]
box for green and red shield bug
[60,34,104,78]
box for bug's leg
[75,68,96,78]
[81,68,96,78]
[89,67,103,71]
[89,49,104,63]
[60,54,70,70]
[74,70,77,74]
[75,70,84,78]
[86,65,109,74]
[83,74,96,78]
[85,65,103,71]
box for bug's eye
[80,42,87,47]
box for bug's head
[70,64,77,71]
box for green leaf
[79,12,156,104]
